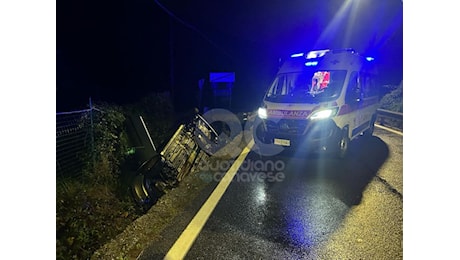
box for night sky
[57,0,403,112]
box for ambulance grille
[266,119,308,135]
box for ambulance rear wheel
[338,129,349,159]
[363,114,376,137]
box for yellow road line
[164,140,254,260]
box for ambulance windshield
[265,70,347,103]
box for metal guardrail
[376,109,403,131]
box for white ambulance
[255,49,380,158]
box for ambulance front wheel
[338,128,350,159]
[254,123,270,145]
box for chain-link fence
[56,105,95,179]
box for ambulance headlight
[310,108,338,120]
[258,107,268,119]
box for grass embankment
[56,92,176,260]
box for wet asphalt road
[138,127,403,259]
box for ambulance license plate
[274,138,290,146]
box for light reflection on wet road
[139,128,402,259]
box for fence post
[89,97,95,166]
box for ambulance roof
[279,49,374,74]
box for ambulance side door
[359,72,380,133]
[344,71,365,138]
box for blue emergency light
[305,61,318,66]
[306,49,330,59]
[290,53,305,58]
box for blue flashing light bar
[305,61,318,66]
[290,52,304,58]
[366,57,375,61]
[306,49,330,59]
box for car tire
[131,174,162,211]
